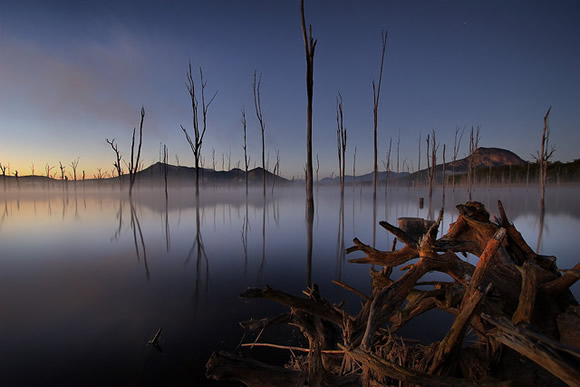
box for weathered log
[206,351,360,386]
[540,263,580,296]
[347,242,418,267]
[557,305,580,349]
[512,260,539,325]
[240,286,343,326]
[208,201,578,386]
[482,314,580,386]
[239,313,292,331]
[430,228,506,375]
[342,346,509,386]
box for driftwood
[206,201,579,386]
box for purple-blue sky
[1,0,579,179]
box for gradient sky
[1,0,579,179]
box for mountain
[135,162,289,185]
[446,147,525,173]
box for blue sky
[1,0,579,179]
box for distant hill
[446,147,525,172]
[135,162,289,185]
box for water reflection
[185,197,209,306]
[335,194,345,280]
[0,185,578,385]
[130,200,149,280]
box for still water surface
[0,185,578,385]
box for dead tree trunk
[253,71,267,198]
[467,126,480,201]
[106,138,123,185]
[242,107,249,196]
[536,106,554,211]
[372,30,388,200]
[427,130,438,200]
[180,62,217,197]
[336,92,346,195]
[301,0,317,221]
[452,126,464,192]
[128,106,145,196]
[383,137,392,192]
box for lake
[0,183,578,386]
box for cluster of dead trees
[206,200,579,386]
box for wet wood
[483,314,580,386]
[206,201,579,386]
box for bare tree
[301,0,317,220]
[534,106,554,210]
[417,133,421,186]
[396,130,400,176]
[272,149,280,195]
[372,30,388,199]
[352,147,356,190]
[0,163,7,177]
[128,106,145,196]
[467,126,480,201]
[442,144,446,207]
[382,137,392,191]
[315,154,320,191]
[426,130,439,199]
[106,138,123,178]
[94,168,105,180]
[336,92,347,194]
[452,126,465,192]
[180,61,217,196]
[58,161,66,180]
[253,71,267,197]
[161,144,169,200]
[241,107,249,195]
[30,163,35,176]
[70,157,80,181]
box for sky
[1,0,579,179]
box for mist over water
[0,183,578,385]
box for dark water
[0,184,578,386]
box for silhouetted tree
[426,130,439,200]
[452,126,465,192]
[128,106,145,196]
[106,138,123,178]
[372,30,388,199]
[442,143,446,208]
[30,163,35,176]
[253,71,267,197]
[70,157,80,181]
[467,126,480,200]
[352,147,357,192]
[417,133,421,186]
[180,61,217,196]
[44,163,53,179]
[161,144,169,200]
[315,154,320,191]
[301,0,317,220]
[58,161,66,180]
[336,92,347,194]
[534,106,554,210]
[241,107,249,195]
[382,137,392,191]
